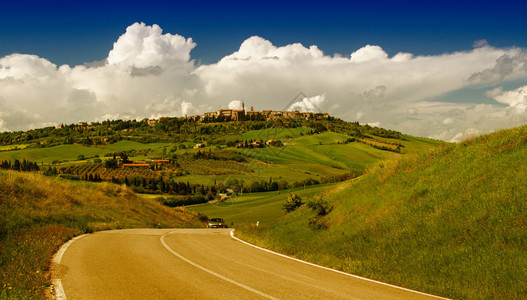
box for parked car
[208,218,226,228]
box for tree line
[0,159,40,172]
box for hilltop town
[185,102,330,123]
[58,102,332,129]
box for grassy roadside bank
[237,126,527,299]
[0,171,203,299]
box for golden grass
[0,170,203,299]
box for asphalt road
[51,228,444,299]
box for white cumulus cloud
[350,45,388,63]
[228,100,243,109]
[486,85,527,114]
[0,22,200,129]
[0,54,58,80]
[107,22,196,69]
[1,23,527,142]
[288,94,326,112]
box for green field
[0,128,441,197]
[239,132,407,177]
[289,131,351,145]
[240,127,313,141]
[0,144,29,151]
[173,131,423,185]
[0,141,180,165]
[97,140,179,154]
[0,144,108,163]
[238,125,527,299]
[96,140,169,152]
[187,184,334,227]
[398,134,442,154]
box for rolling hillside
[0,122,441,195]
[0,170,203,299]
[237,125,527,299]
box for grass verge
[0,171,203,299]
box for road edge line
[230,229,448,300]
[161,231,278,300]
[51,279,66,300]
[50,234,88,300]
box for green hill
[237,125,527,299]
[240,127,313,141]
[0,118,441,196]
[0,170,203,299]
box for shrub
[308,216,328,230]
[105,158,118,169]
[307,197,331,216]
[197,213,209,222]
[59,174,80,181]
[157,195,208,207]
[282,193,304,213]
[42,167,58,176]
[307,197,331,230]
[267,140,284,147]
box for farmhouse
[152,159,169,163]
[251,140,264,147]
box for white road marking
[50,234,87,300]
[51,279,66,300]
[161,231,278,300]
[230,230,448,300]
[52,234,87,264]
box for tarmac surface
[51,228,443,299]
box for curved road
[51,228,444,299]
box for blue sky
[1,0,527,141]
[2,1,527,65]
